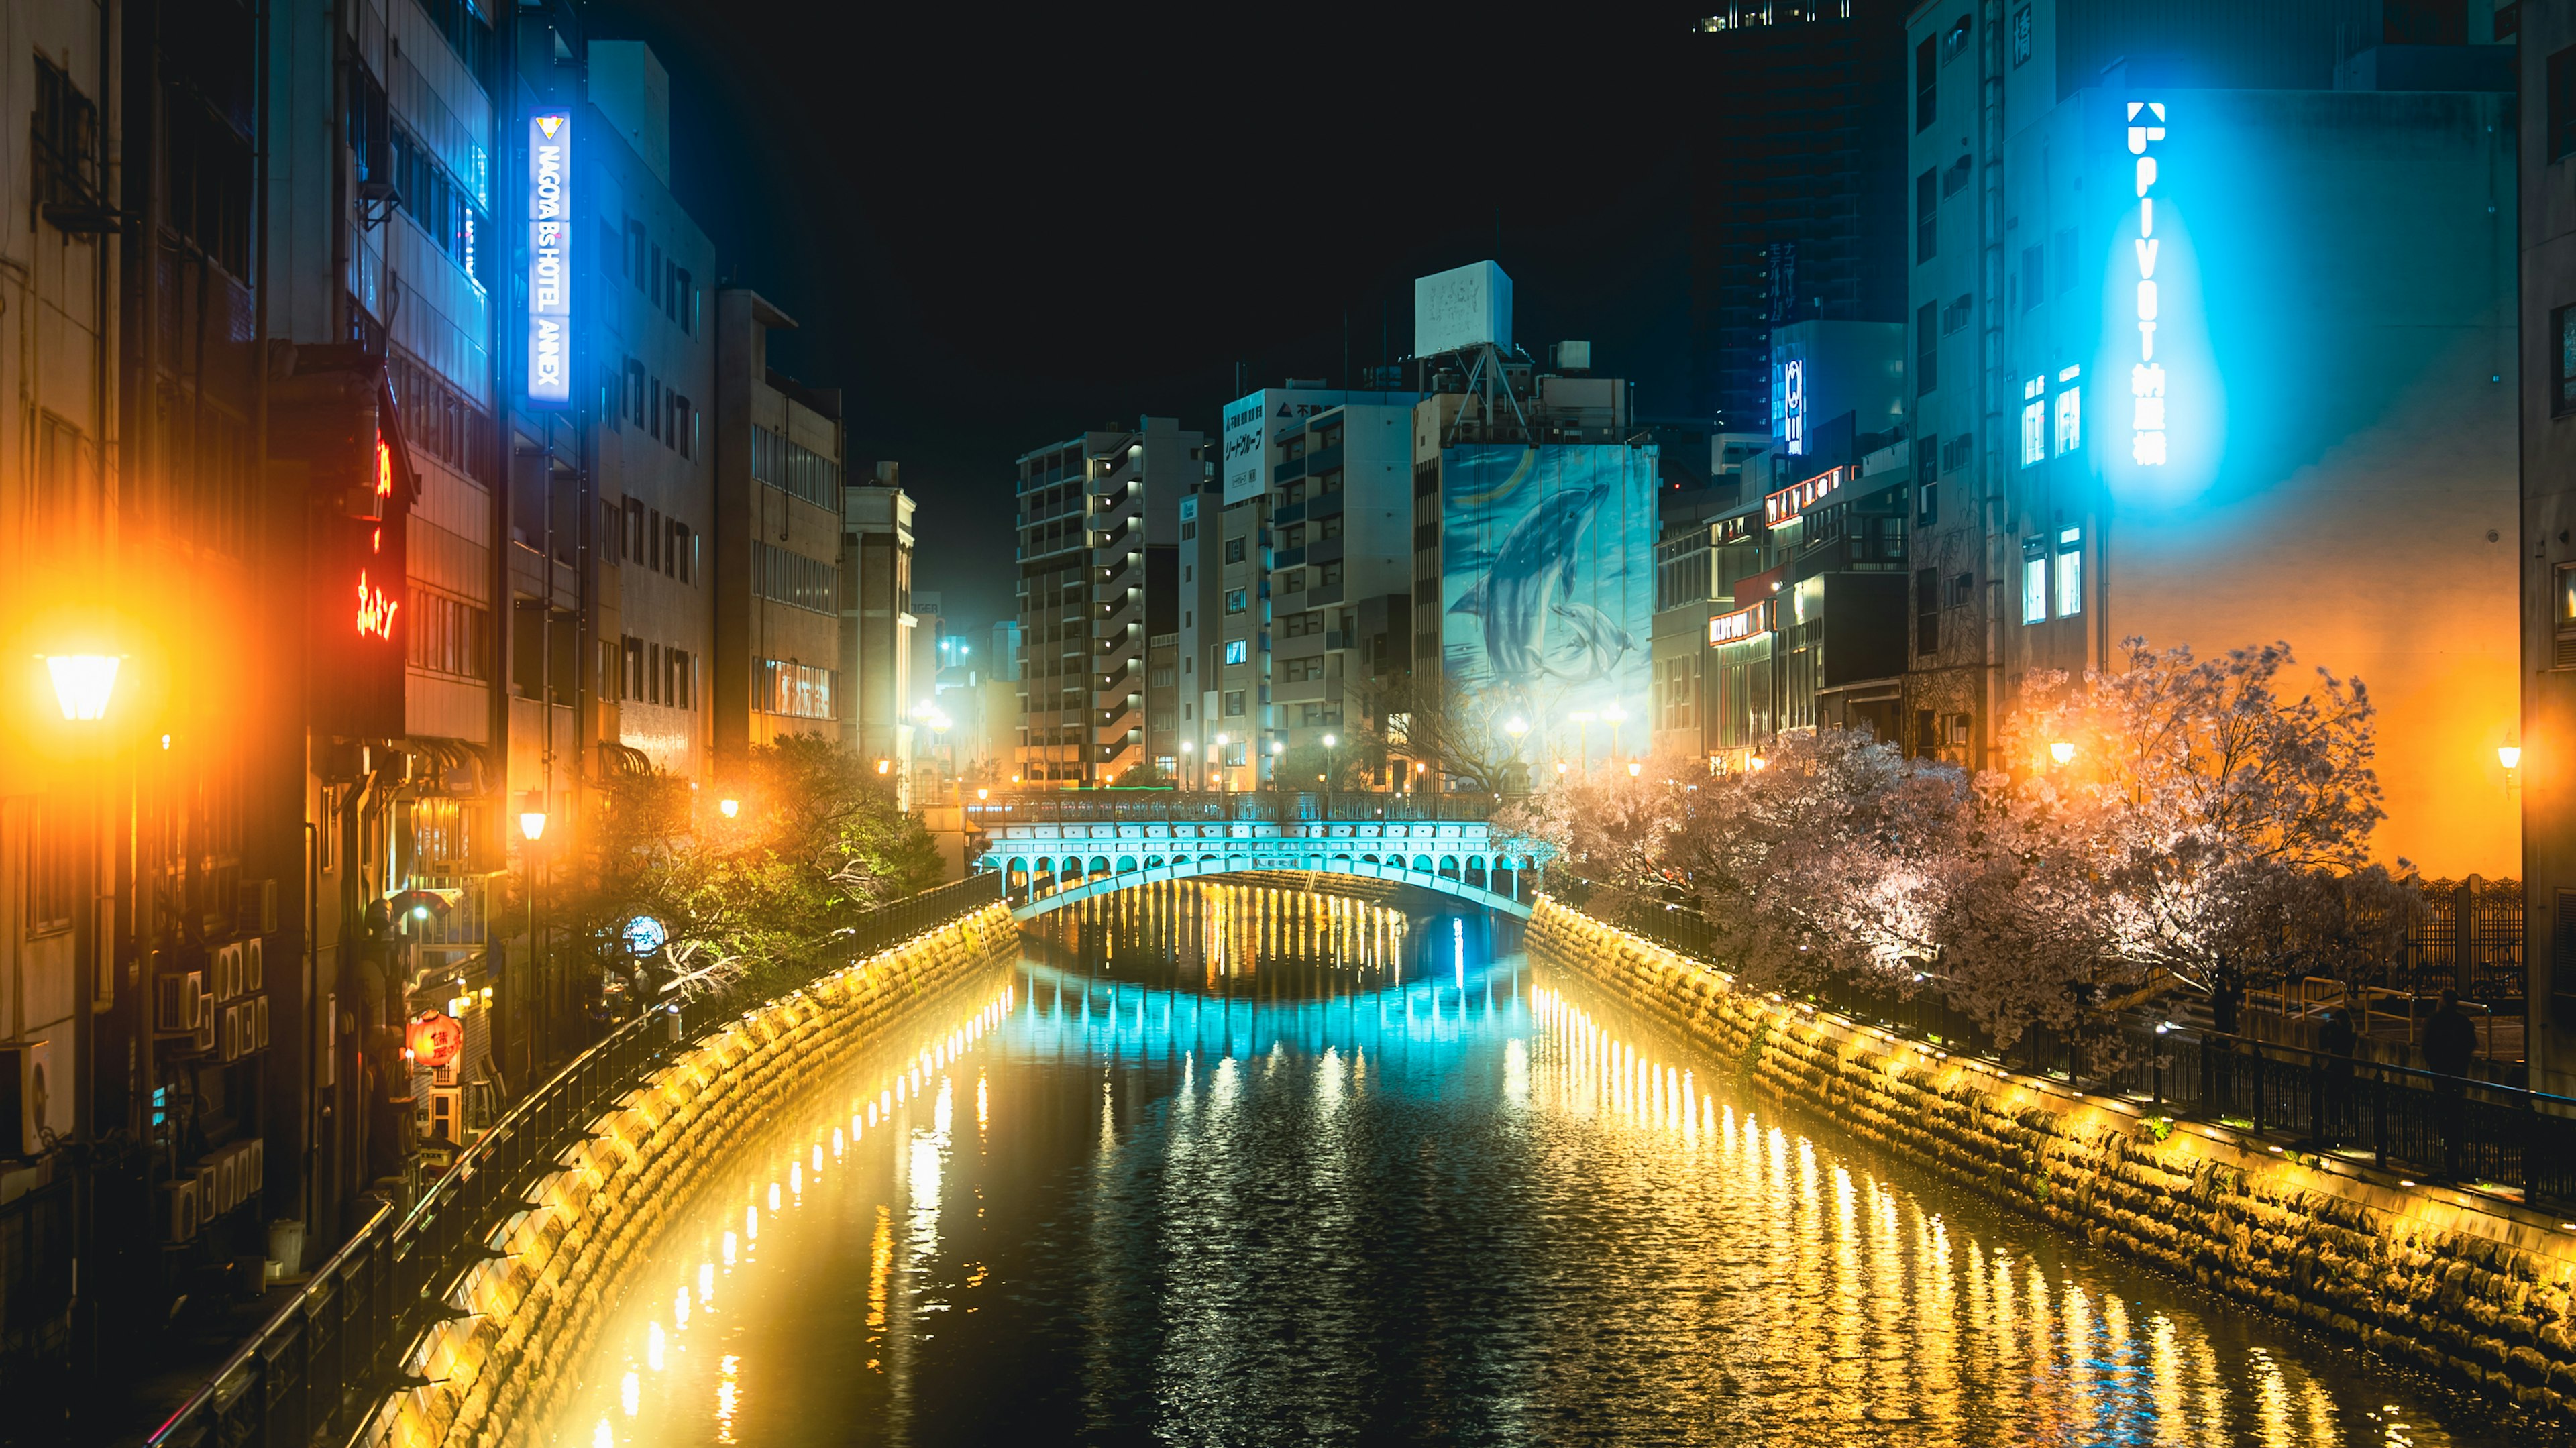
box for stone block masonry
[369,903,1022,1448]
[1525,897,2576,1423]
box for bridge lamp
[42,653,121,721]
[2049,740,2075,766]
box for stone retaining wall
[374,903,1020,1448]
[1527,897,2576,1421]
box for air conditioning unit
[158,1178,201,1243]
[254,995,270,1050]
[242,1136,264,1191]
[213,944,244,1003]
[193,1008,215,1056]
[239,880,278,936]
[242,936,264,993]
[154,973,206,1036]
[219,1005,242,1063]
[192,1161,222,1219]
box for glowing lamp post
[44,654,121,721]
[517,795,549,842]
[1627,759,1643,779]
[2049,740,2076,767]
[718,797,740,819]
[2502,741,2522,793]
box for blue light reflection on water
[559,882,2527,1448]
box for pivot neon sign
[2127,101,2167,467]
[527,113,572,404]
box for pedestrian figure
[2424,988,2479,1181]
[2313,1004,2357,1149]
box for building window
[1281,569,1305,594]
[1284,610,1324,638]
[757,659,834,720]
[1943,572,1974,609]
[1916,302,1937,394]
[2021,543,2048,624]
[1941,435,1972,473]
[1915,34,1937,131]
[1914,435,1937,523]
[1915,169,1937,262]
[751,541,838,614]
[1225,589,1248,614]
[2019,376,2046,466]
[1225,537,1246,563]
[1941,294,1971,334]
[2055,527,2083,616]
[2055,370,2083,453]
[2557,304,2576,416]
[1318,561,1342,589]
[27,795,74,936]
[1223,638,1248,665]
[1222,691,1246,717]
[1283,657,1324,683]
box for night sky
[589,4,1709,632]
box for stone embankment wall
[376,904,1020,1448]
[1527,898,2576,1422]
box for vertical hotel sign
[2127,101,2166,467]
[527,113,572,404]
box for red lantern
[405,1011,463,1068]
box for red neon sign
[356,570,398,640]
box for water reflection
[561,883,2522,1447]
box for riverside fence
[141,874,1002,1448]
[1560,877,2576,1211]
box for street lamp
[43,654,120,720]
[2049,740,2076,766]
[517,793,549,842]
[718,797,740,819]
[1627,759,1643,779]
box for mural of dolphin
[1545,600,1638,683]
[1448,482,1609,689]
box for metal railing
[1562,877,2576,1209]
[142,876,1003,1448]
[967,790,1501,826]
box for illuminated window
[2021,545,2047,624]
[2019,376,2046,466]
[1223,639,1247,666]
[2055,366,2083,454]
[2055,527,2082,616]
[1224,589,1247,614]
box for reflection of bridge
[969,792,1540,920]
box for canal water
[557,883,2541,1447]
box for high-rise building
[841,464,916,787]
[1012,419,1207,788]
[1405,264,1657,787]
[1687,1,1909,432]
[1905,1,2517,881]
[588,41,718,784]
[1184,381,1421,787]
[2518,1,2574,1095]
[712,290,846,775]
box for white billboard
[1221,388,1344,507]
[1415,260,1512,358]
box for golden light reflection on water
[557,890,2508,1448]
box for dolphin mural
[1448,482,1635,692]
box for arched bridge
[969,792,1540,921]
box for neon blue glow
[1782,358,1806,456]
[2128,101,2167,467]
[2055,366,2082,455]
[624,915,667,958]
[526,112,572,405]
[1223,639,1248,665]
